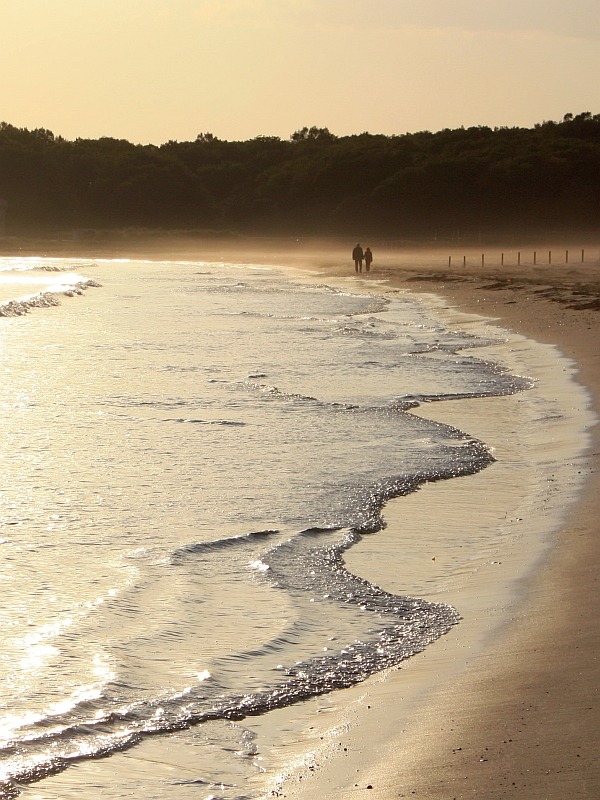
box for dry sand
[267,247,600,799]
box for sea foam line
[0,280,101,317]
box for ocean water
[0,256,536,798]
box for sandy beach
[266,246,600,799]
[1,240,598,799]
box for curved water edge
[0,256,552,798]
[0,443,493,797]
[263,274,595,799]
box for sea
[0,255,590,799]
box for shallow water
[0,257,539,798]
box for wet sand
[269,248,600,799]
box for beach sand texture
[269,246,600,799]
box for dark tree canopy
[290,126,337,143]
[0,114,599,240]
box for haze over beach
[1,0,599,144]
[1,1,599,799]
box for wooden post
[481,253,485,267]
[582,249,585,263]
[566,250,569,263]
[534,251,537,265]
[463,255,466,266]
[518,251,521,265]
[549,250,552,264]
[501,252,504,266]
[449,255,452,267]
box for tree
[290,126,337,143]
[196,132,219,143]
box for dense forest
[0,112,598,241]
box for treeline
[0,113,599,239]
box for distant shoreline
[2,231,599,263]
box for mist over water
[0,257,532,798]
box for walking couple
[352,244,373,273]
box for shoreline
[267,255,600,798]
[2,246,598,798]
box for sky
[1,0,598,144]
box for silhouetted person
[364,247,373,272]
[352,243,364,272]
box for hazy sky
[2,0,598,144]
